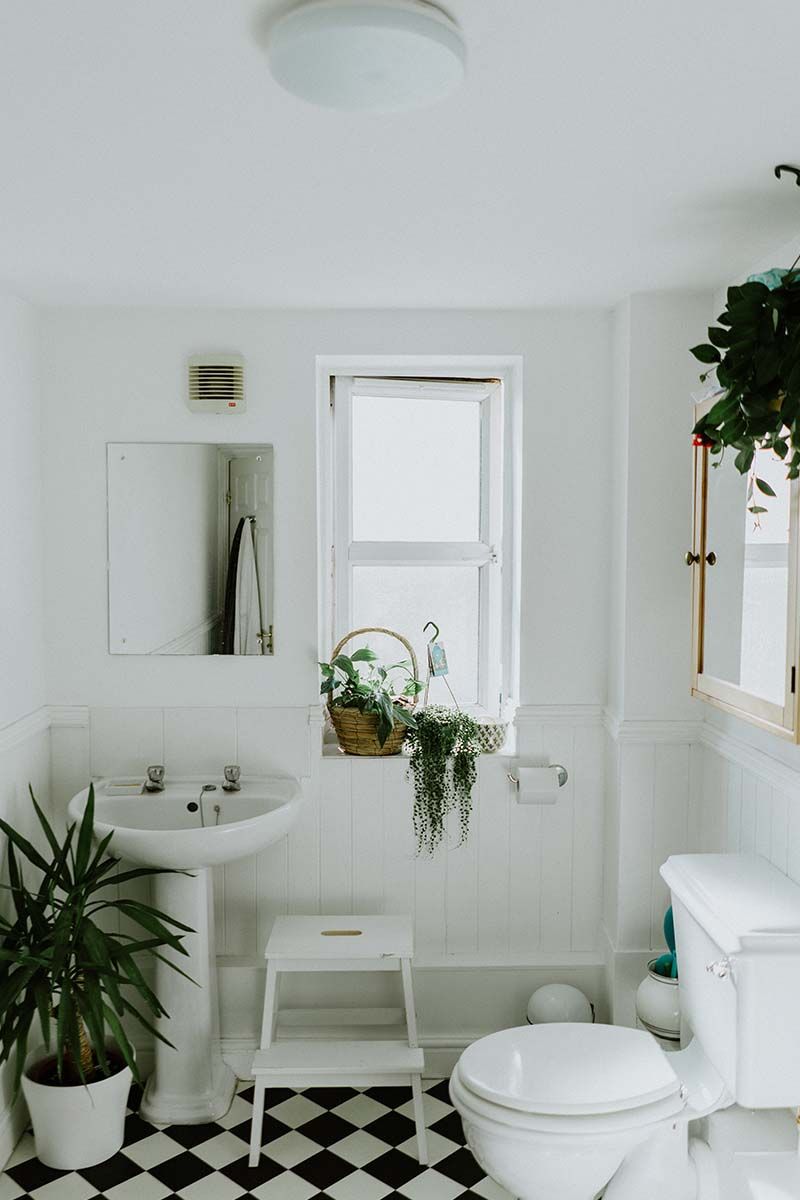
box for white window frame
[316,356,522,721]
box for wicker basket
[328,627,419,757]
[475,721,509,754]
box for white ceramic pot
[21,1039,133,1169]
[635,961,680,1043]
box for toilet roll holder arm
[507,765,568,789]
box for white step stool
[248,914,428,1167]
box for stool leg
[400,958,419,1048]
[260,961,279,1049]
[249,1079,266,1166]
[410,1073,428,1165]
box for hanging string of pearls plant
[406,705,480,855]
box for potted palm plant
[0,785,192,1169]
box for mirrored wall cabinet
[689,404,800,738]
[107,443,274,656]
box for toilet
[451,852,800,1200]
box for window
[319,365,521,720]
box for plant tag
[428,641,449,676]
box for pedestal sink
[68,777,303,1125]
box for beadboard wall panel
[0,712,53,1165]
[48,705,607,967]
[700,733,800,884]
[604,721,715,954]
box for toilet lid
[457,1024,681,1116]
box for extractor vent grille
[187,354,245,412]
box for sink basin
[68,777,302,869]
[69,773,304,1127]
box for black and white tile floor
[1,1078,513,1200]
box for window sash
[332,375,504,716]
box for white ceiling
[2,1,800,308]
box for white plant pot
[635,960,680,1043]
[21,1039,133,1169]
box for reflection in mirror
[703,445,790,704]
[107,443,273,655]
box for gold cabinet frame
[689,409,800,740]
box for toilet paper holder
[507,765,568,789]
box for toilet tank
[661,853,800,1109]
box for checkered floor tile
[1,1078,514,1200]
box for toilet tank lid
[661,853,800,955]
[457,1024,680,1116]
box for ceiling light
[268,0,466,113]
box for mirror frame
[689,398,800,739]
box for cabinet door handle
[706,551,717,566]
[685,551,700,565]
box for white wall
[614,292,711,724]
[0,294,45,726]
[603,291,716,1021]
[0,292,51,1161]
[40,307,612,708]
[36,305,613,1056]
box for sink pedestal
[139,868,237,1125]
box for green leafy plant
[406,706,480,854]
[319,648,423,746]
[691,268,800,500]
[0,785,193,1091]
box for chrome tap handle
[145,765,165,793]
[223,765,241,792]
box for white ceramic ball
[527,983,594,1025]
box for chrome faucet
[144,765,165,793]
[222,765,241,792]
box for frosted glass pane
[351,565,480,705]
[351,395,481,540]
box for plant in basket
[320,627,424,755]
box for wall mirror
[689,406,800,737]
[107,443,273,655]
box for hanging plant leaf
[691,267,800,503]
[690,344,722,364]
[755,477,777,497]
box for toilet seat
[451,1061,685,1138]
[457,1023,682,1118]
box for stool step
[264,915,413,960]
[252,1040,424,1077]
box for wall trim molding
[0,706,50,755]
[515,704,603,727]
[700,723,800,795]
[602,708,701,744]
[48,705,89,728]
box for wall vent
[187,353,246,413]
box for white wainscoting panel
[0,710,53,1166]
[604,716,712,953]
[46,705,608,968]
[700,728,800,885]
[41,705,608,1061]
